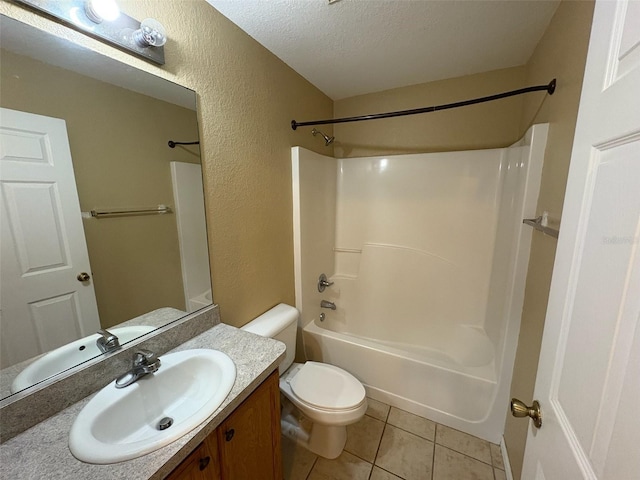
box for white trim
[291,147,303,311]
[501,437,514,480]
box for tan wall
[504,2,594,478]
[0,48,200,328]
[0,0,334,327]
[333,66,527,157]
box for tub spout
[320,300,336,310]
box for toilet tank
[241,303,298,374]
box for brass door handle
[77,272,91,282]
[511,398,542,428]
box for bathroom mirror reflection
[0,15,212,400]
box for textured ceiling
[206,0,560,100]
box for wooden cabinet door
[217,371,282,480]
[165,435,221,480]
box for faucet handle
[134,349,158,365]
[133,349,161,374]
[98,329,118,341]
[318,273,334,292]
[96,329,120,353]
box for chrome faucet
[96,329,120,353]
[115,349,161,388]
[320,300,337,310]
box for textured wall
[0,0,334,327]
[333,66,527,157]
[504,1,595,478]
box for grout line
[431,425,437,480]
[371,422,388,471]
[375,465,406,479]
[433,424,493,467]
[304,456,318,480]
[383,405,390,423]
[342,448,376,466]
[436,443,495,468]
[384,422,436,444]
[372,422,410,480]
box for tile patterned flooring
[282,398,506,480]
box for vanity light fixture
[84,0,120,23]
[13,0,167,65]
[133,18,167,48]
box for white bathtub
[304,319,503,441]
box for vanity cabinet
[165,436,221,480]
[166,370,282,480]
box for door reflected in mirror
[0,15,212,399]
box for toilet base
[281,402,347,459]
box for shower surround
[292,124,548,443]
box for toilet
[241,303,367,459]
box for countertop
[0,323,286,480]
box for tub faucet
[96,329,120,353]
[115,349,161,388]
[320,300,336,310]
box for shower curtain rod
[291,78,556,130]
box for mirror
[0,16,212,400]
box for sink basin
[69,349,236,464]
[11,325,156,393]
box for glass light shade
[134,18,167,47]
[84,0,120,23]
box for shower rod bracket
[291,78,556,130]
[168,140,200,148]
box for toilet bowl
[241,303,367,459]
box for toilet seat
[289,362,366,411]
[280,362,367,426]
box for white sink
[11,325,156,393]
[69,349,236,464]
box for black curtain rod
[291,78,556,130]
[168,140,200,148]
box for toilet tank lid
[241,303,299,338]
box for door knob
[77,272,91,282]
[511,398,542,428]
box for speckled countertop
[0,323,286,480]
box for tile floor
[282,398,506,480]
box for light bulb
[84,0,120,23]
[133,18,167,48]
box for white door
[521,1,640,478]
[0,108,100,368]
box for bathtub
[303,319,503,442]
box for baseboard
[500,437,514,480]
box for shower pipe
[291,78,556,130]
[168,140,200,148]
